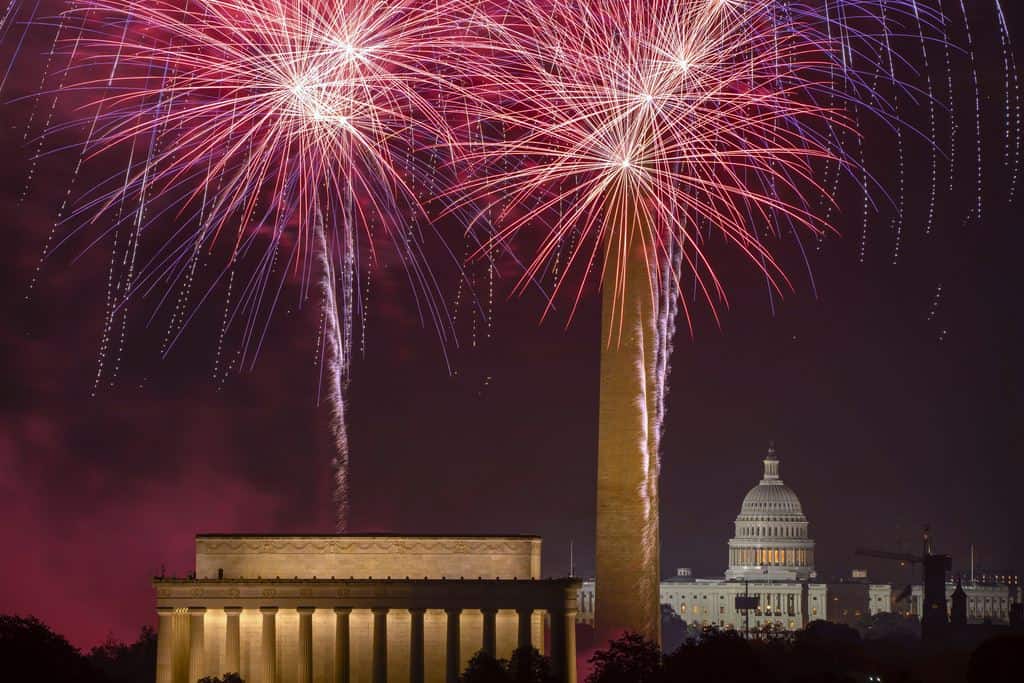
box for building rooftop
[197,533,542,540]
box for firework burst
[53,0,477,529]
[454,0,1013,328]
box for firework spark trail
[315,212,351,531]
[958,0,983,223]
[1,1,19,33]
[0,0,38,93]
[995,2,1021,203]
[653,236,682,452]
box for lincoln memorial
[154,535,580,683]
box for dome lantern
[763,443,780,480]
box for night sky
[2,0,1022,651]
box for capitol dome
[724,446,816,582]
[740,482,804,514]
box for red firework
[66,0,474,302]
[452,0,869,328]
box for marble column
[261,607,278,683]
[372,608,388,683]
[224,607,242,675]
[334,608,351,683]
[549,608,577,683]
[481,608,497,657]
[297,607,314,683]
[444,608,461,683]
[173,610,190,683]
[408,608,425,683]
[156,607,174,683]
[188,607,207,683]
[516,608,532,650]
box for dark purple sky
[1,0,1022,649]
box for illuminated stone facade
[154,535,580,683]
[578,575,827,632]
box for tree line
[1,614,1018,683]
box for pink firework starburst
[67,0,473,302]
[454,0,869,330]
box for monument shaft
[595,225,662,644]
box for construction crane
[855,527,952,641]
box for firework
[57,0,475,529]
[454,0,1016,641]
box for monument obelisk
[594,214,662,645]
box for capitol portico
[154,535,580,683]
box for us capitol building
[578,446,834,631]
[577,446,1018,632]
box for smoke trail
[653,237,683,459]
[316,213,351,532]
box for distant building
[578,447,828,632]
[898,581,1015,625]
[823,574,892,626]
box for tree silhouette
[0,615,105,683]
[508,646,555,683]
[89,626,157,683]
[460,651,511,683]
[196,675,244,683]
[967,636,1023,683]
[459,647,557,683]
[585,632,663,683]
[664,628,766,683]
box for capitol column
[261,607,278,683]
[444,608,461,683]
[409,608,425,683]
[549,608,577,683]
[333,608,351,683]
[188,607,207,683]
[481,608,498,656]
[156,607,175,683]
[516,608,533,650]
[224,607,242,675]
[297,607,314,683]
[371,608,388,683]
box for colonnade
[729,547,813,567]
[157,604,577,683]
